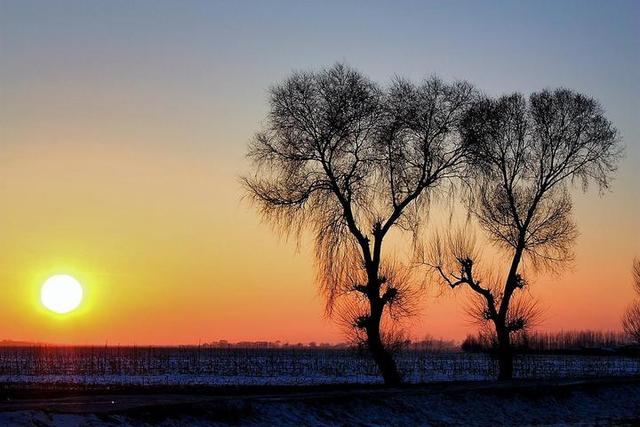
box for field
[0,346,638,386]
[1,347,639,425]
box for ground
[0,377,638,426]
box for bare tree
[243,64,474,384]
[427,89,621,379]
[425,228,543,356]
[633,258,640,295]
[623,258,640,343]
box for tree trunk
[365,296,401,385]
[366,324,402,385]
[364,253,401,385]
[496,327,513,380]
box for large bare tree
[428,89,621,379]
[623,258,640,343]
[243,64,474,384]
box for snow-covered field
[0,347,638,386]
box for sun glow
[40,275,84,314]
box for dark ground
[0,377,639,426]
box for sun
[40,275,84,314]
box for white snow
[0,350,637,386]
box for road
[0,377,638,425]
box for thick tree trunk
[366,323,402,385]
[365,292,401,385]
[363,244,401,386]
[496,327,514,380]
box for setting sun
[40,275,84,314]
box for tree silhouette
[623,258,640,343]
[427,89,621,379]
[243,64,474,384]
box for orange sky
[0,1,638,345]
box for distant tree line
[461,330,637,355]
[202,340,350,349]
[203,338,456,352]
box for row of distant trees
[461,329,635,355]
[243,63,623,384]
[202,338,457,352]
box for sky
[0,0,638,345]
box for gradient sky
[0,0,638,345]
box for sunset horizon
[1,1,638,348]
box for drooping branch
[447,87,621,380]
[243,64,476,384]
